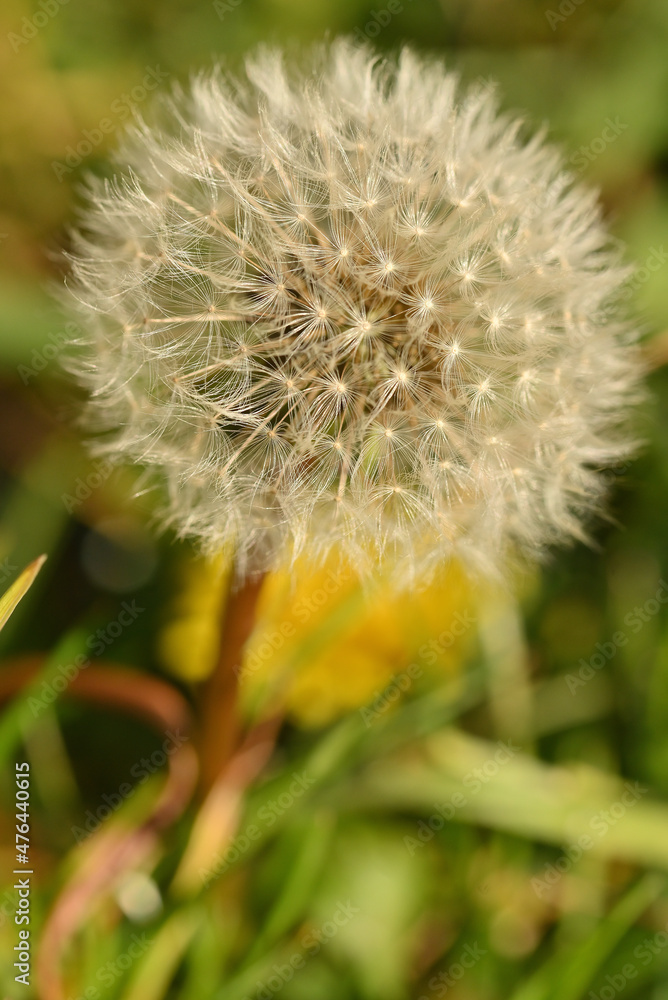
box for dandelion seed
[64,41,643,585]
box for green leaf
[243,811,336,966]
[509,873,665,1000]
[0,627,89,765]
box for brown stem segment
[198,571,266,794]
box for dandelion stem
[198,570,266,794]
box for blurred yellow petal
[157,552,230,682]
[158,544,475,721]
[240,554,475,727]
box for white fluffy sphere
[66,42,642,582]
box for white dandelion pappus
[65,41,643,585]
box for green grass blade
[0,553,46,631]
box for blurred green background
[2,0,668,997]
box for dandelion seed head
[65,41,643,584]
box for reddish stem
[197,571,266,794]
